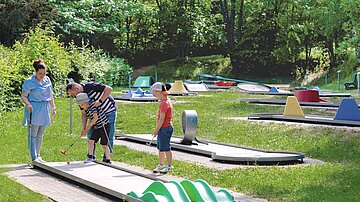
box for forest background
[0,0,360,114]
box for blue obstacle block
[134,87,144,94]
[334,98,360,121]
[121,91,134,99]
[269,87,279,93]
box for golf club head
[146,136,155,146]
[60,149,67,155]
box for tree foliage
[0,0,55,46]
[1,0,360,79]
[0,27,131,115]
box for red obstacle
[214,81,235,86]
[294,90,327,102]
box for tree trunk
[305,35,309,69]
[327,40,335,69]
[237,0,244,43]
[220,0,244,78]
[125,17,132,51]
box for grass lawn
[1,89,360,201]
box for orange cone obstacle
[169,80,189,94]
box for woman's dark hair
[33,59,46,72]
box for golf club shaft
[65,135,81,151]
[148,135,155,145]
[70,96,73,135]
[102,122,111,153]
[28,112,33,166]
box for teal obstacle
[133,76,155,88]
[180,179,236,202]
[128,181,191,202]
[128,179,237,202]
[196,73,269,88]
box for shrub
[67,42,132,86]
[13,27,72,97]
[0,27,132,116]
[0,45,23,113]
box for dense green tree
[3,0,359,79]
[49,0,144,53]
[0,0,55,46]
[336,0,360,63]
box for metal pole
[128,72,131,90]
[70,97,73,134]
[357,72,360,96]
[337,70,341,90]
[305,72,309,88]
[325,74,328,86]
[155,72,158,82]
[67,78,74,135]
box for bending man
[66,82,117,161]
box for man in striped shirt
[76,93,111,163]
[66,82,117,161]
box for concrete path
[2,164,112,202]
[3,163,267,202]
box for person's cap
[75,93,90,104]
[151,82,165,91]
[151,82,169,94]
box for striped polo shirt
[84,104,109,129]
[82,82,117,115]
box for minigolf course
[241,90,348,108]
[128,179,236,202]
[117,110,305,164]
[248,97,360,127]
[31,161,238,202]
[241,86,351,97]
[197,73,269,88]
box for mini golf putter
[60,149,67,155]
[146,136,155,146]
[60,135,81,155]
[27,112,33,168]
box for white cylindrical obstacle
[180,110,198,145]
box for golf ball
[67,161,70,164]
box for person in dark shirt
[66,82,117,161]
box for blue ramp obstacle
[269,87,279,92]
[114,87,158,102]
[334,98,360,121]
